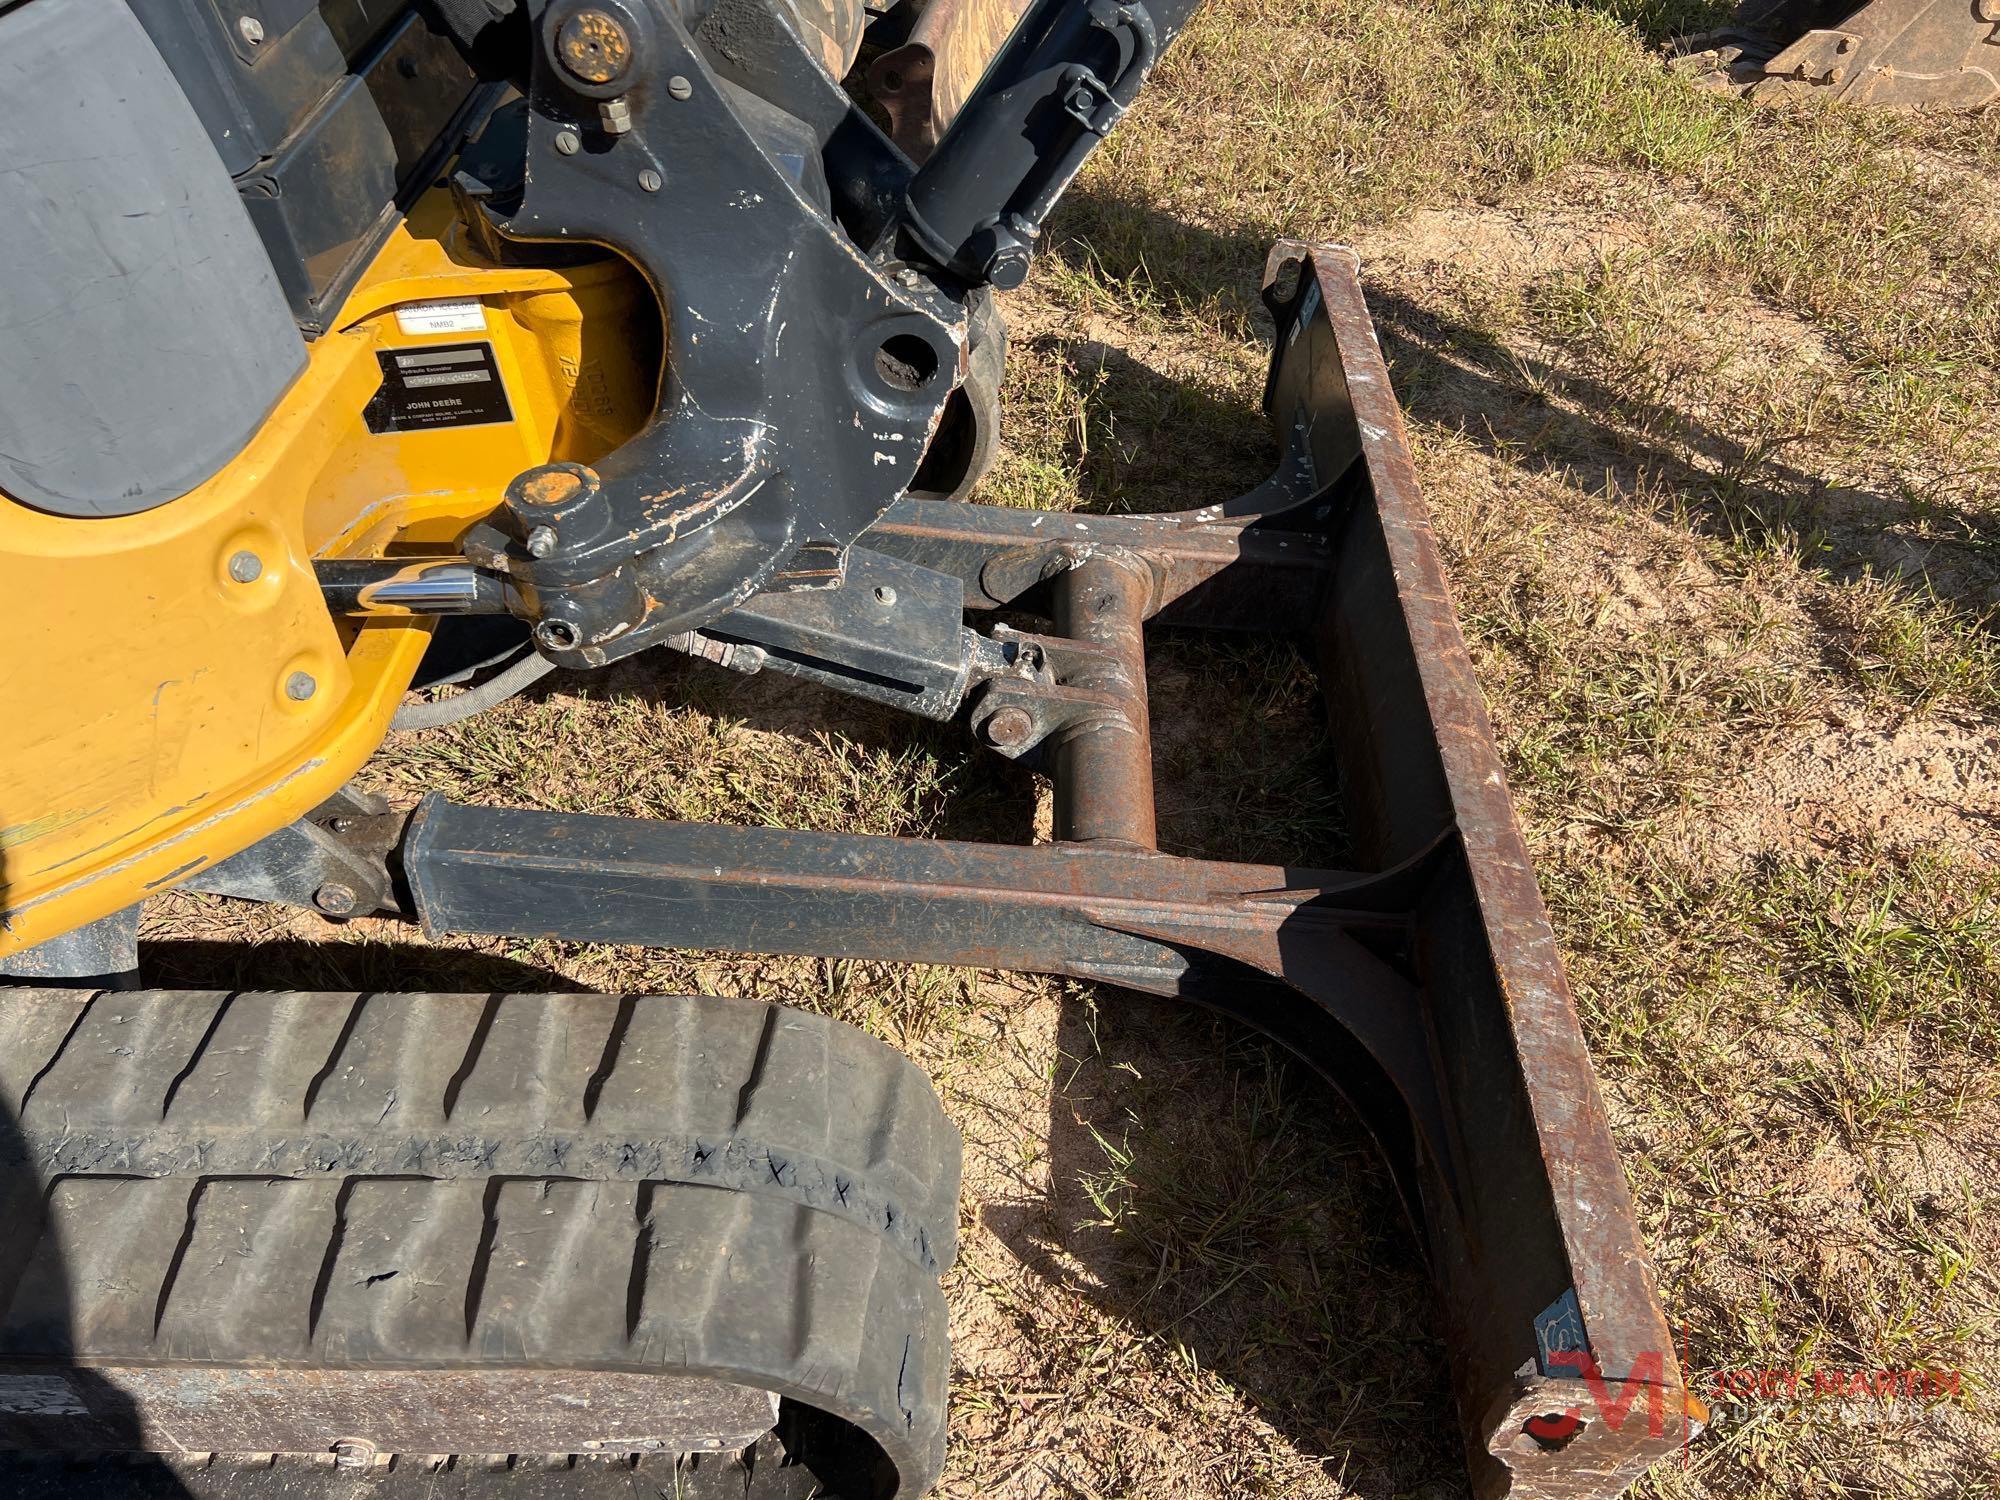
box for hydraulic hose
[390,650,556,731]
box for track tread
[0,990,959,1496]
[3,989,959,1273]
[0,1435,829,1497]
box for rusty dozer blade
[391,245,1701,1495]
[1670,0,2000,107]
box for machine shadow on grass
[143,938,582,995]
[978,993,1466,1498]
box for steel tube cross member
[1050,551,1157,847]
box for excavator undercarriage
[0,0,1703,1493]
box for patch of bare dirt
[1903,145,2000,243]
[1696,707,2000,865]
[1347,192,1643,289]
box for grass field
[152,1,2000,1493]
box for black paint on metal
[895,0,1196,283]
[430,0,1193,669]
[188,786,406,917]
[455,0,968,669]
[705,549,976,718]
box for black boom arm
[458,0,1192,667]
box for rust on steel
[869,0,1034,160]
[1671,0,2000,107]
[1049,551,1157,847]
[520,465,591,508]
[555,9,632,85]
[1281,242,1701,1492]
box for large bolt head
[984,244,1031,291]
[556,8,632,85]
[967,222,1033,290]
[535,618,583,652]
[515,465,589,511]
[313,883,358,917]
[983,706,1036,749]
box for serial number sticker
[0,1374,85,1414]
[394,298,488,335]
[364,342,514,434]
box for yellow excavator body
[0,194,653,957]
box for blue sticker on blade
[1534,1287,1591,1379]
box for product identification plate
[364,342,513,434]
[395,298,487,335]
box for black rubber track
[1,1438,831,1498]
[0,990,963,1498]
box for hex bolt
[554,128,582,155]
[227,550,263,583]
[330,1437,377,1469]
[984,242,1032,290]
[237,14,264,44]
[285,671,317,702]
[874,584,897,606]
[313,884,359,918]
[526,525,559,558]
[598,97,632,135]
[970,216,1035,291]
[667,74,693,100]
[638,169,663,193]
[983,706,1035,749]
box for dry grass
[146,0,2000,1493]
